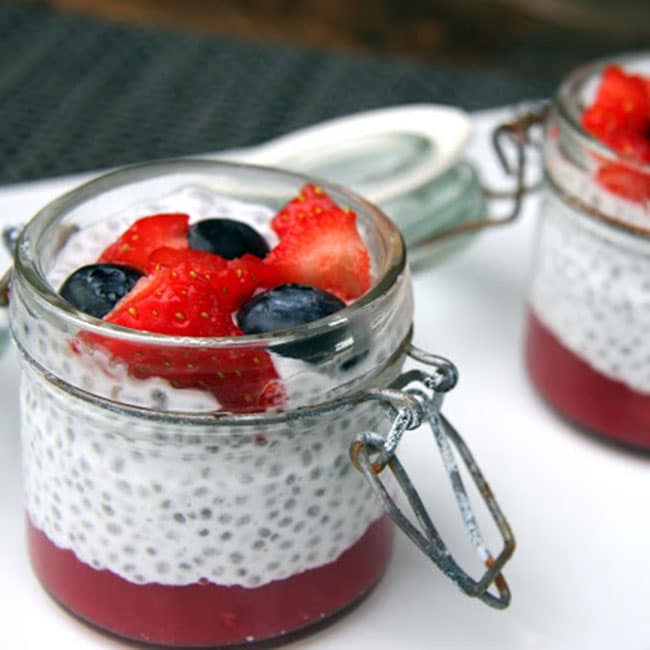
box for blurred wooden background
[13,0,650,77]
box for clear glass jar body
[525,54,650,449]
[10,161,413,646]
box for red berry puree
[28,515,393,647]
[526,309,650,450]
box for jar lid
[228,104,486,263]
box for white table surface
[2,110,650,650]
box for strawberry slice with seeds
[582,104,631,144]
[264,207,370,301]
[99,213,189,272]
[596,163,650,202]
[149,248,270,310]
[582,65,649,142]
[607,130,650,164]
[271,183,339,238]
[581,65,650,202]
[106,265,230,336]
[83,265,283,412]
[216,254,271,310]
[194,342,285,411]
[147,246,228,278]
[596,66,649,131]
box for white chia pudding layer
[21,361,388,588]
[529,188,650,394]
[17,184,408,588]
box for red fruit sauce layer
[28,515,393,648]
[525,309,650,450]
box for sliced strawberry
[582,65,649,141]
[81,265,283,412]
[596,163,650,202]
[149,247,270,310]
[582,103,631,143]
[194,341,285,411]
[271,183,339,238]
[106,265,230,336]
[600,67,648,119]
[147,246,228,278]
[89,336,283,413]
[605,130,650,164]
[581,65,650,202]
[99,213,189,272]
[596,66,647,132]
[216,254,270,310]
[264,208,370,301]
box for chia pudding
[10,164,413,646]
[525,58,650,449]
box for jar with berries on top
[5,160,514,648]
[523,53,650,449]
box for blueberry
[59,263,143,318]
[237,284,347,362]
[188,218,270,259]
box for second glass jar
[10,161,413,647]
[525,53,650,450]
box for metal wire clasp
[408,102,548,252]
[350,343,515,609]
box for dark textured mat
[0,3,555,185]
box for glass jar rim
[14,158,407,350]
[17,324,412,427]
[553,50,650,173]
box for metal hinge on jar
[350,343,515,609]
[407,102,549,256]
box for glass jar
[525,53,650,449]
[8,160,513,647]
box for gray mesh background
[0,3,555,184]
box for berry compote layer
[28,515,393,647]
[526,309,650,449]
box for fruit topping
[264,207,370,302]
[218,254,271,310]
[59,263,144,318]
[581,65,650,201]
[582,65,649,149]
[271,183,338,238]
[195,344,284,412]
[105,265,232,337]
[91,327,283,412]
[93,265,283,412]
[60,182,372,410]
[595,163,649,203]
[237,284,346,361]
[188,218,270,259]
[147,246,228,274]
[237,283,345,334]
[99,213,189,271]
[148,247,269,311]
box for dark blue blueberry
[237,284,347,362]
[59,263,143,318]
[188,218,270,259]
